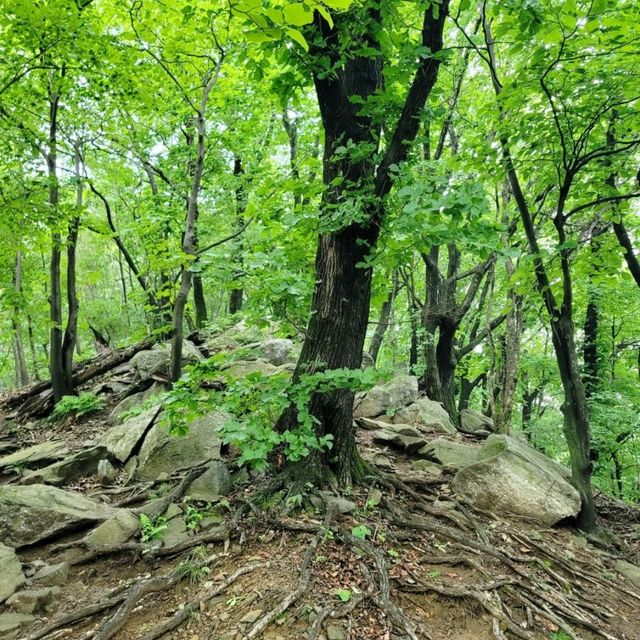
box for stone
[124,456,138,480]
[0,612,34,637]
[327,624,347,640]
[419,438,481,470]
[0,484,116,547]
[130,341,202,379]
[6,587,59,614]
[311,492,356,515]
[371,453,393,468]
[478,434,571,480]
[85,510,140,550]
[20,445,110,486]
[614,560,640,587]
[136,411,226,481]
[353,376,419,419]
[393,398,456,435]
[99,405,160,463]
[240,609,263,624]
[224,359,278,378]
[372,428,426,454]
[411,459,443,477]
[0,441,68,471]
[162,517,190,547]
[108,382,165,425]
[97,459,118,485]
[165,503,183,520]
[0,543,25,603]
[355,417,390,431]
[460,409,494,433]
[32,562,69,587]
[451,440,581,526]
[257,338,295,366]
[186,461,232,501]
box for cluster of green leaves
[161,353,383,470]
[139,514,168,543]
[49,393,105,421]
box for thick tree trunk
[435,320,458,420]
[193,273,207,328]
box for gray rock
[136,411,226,481]
[162,516,190,547]
[6,587,59,614]
[327,624,347,640]
[419,438,480,470]
[353,375,419,419]
[85,510,140,550]
[240,609,263,624]
[394,398,456,435]
[0,484,116,547]
[451,439,581,526]
[32,562,69,587]
[411,460,443,477]
[355,416,390,431]
[460,409,494,433]
[20,445,109,486]
[108,382,165,425]
[478,434,571,480]
[373,429,427,454]
[97,459,118,485]
[0,543,25,603]
[257,339,295,366]
[0,612,34,637]
[186,462,232,501]
[224,359,278,378]
[0,441,68,471]
[614,559,640,587]
[99,405,160,463]
[311,492,356,515]
[130,341,202,379]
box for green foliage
[350,524,372,540]
[334,588,352,602]
[50,393,105,421]
[139,514,167,543]
[161,354,383,470]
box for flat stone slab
[99,405,161,462]
[0,441,68,471]
[0,543,25,603]
[0,484,117,547]
[419,438,481,470]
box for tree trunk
[435,319,458,420]
[27,315,40,381]
[368,272,398,364]
[12,250,29,387]
[193,273,207,328]
[228,156,246,314]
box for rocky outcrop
[460,409,494,433]
[108,382,165,424]
[0,543,25,603]
[353,376,419,419]
[185,461,232,501]
[419,438,481,470]
[20,445,109,486]
[0,441,68,472]
[99,405,161,463]
[452,435,581,525]
[0,485,116,547]
[129,340,202,380]
[373,425,428,454]
[136,411,226,480]
[393,398,456,435]
[85,510,140,550]
[256,338,295,366]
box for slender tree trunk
[27,315,40,381]
[12,250,29,387]
[228,156,246,314]
[436,320,458,420]
[368,272,398,364]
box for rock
[32,562,69,587]
[0,484,116,547]
[186,462,232,501]
[451,438,581,526]
[163,516,190,547]
[0,612,34,637]
[108,382,165,425]
[99,405,160,463]
[460,409,494,433]
[224,359,278,378]
[85,510,140,550]
[311,492,356,515]
[371,453,393,469]
[373,428,427,454]
[6,587,59,614]
[0,441,68,471]
[130,341,202,379]
[240,609,263,624]
[478,434,571,480]
[165,503,183,520]
[353,375,419,419]
[393,398,456,435]
[0,544,25,603]
[366,488,383,507]
[97,459,118,485]
[136,411,226,481]
[20,445,110,486]
[355,417,390,431]
[124,456,138,480]
[419,438,480,470]
[257,339,295,366]
[327,624,347,640]
[411,460,443,477]
[614,559,640,587]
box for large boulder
[452,435,581,525]
[614,560,640,588]
[0,485,116,547]
[130,341,202,380]
[185,461,232,501]
[224,359,278,378]
[0,441,68,472]
[373,425,427,454]
[85,510,140,550]
[353,376,419,419]
[393,398,456,435]
[0,543,25,603]
[136,411,226,481]
[20,445,110,486]
[108,382,165,425]
[460,409,494,433]
[99,405,161,463]
[419,438,481,470]
[256,339,295,366]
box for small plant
[50,393,105,421]
[351,524,372,540]
[177,547,211,583]
[139,514,167,543]
[387,549,400,558]
[334,588,352,603]
[184,506,206,531]
[549,632,572,640]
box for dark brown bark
[613,219,640,287]
[278,2,450,485]
[368,272,399,364]
[12,251,29,387]
[228,155,246,314]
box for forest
[0,1,639,639]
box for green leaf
[286,28,309,51]
[334,588,352,602]
[283,3,313,27]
